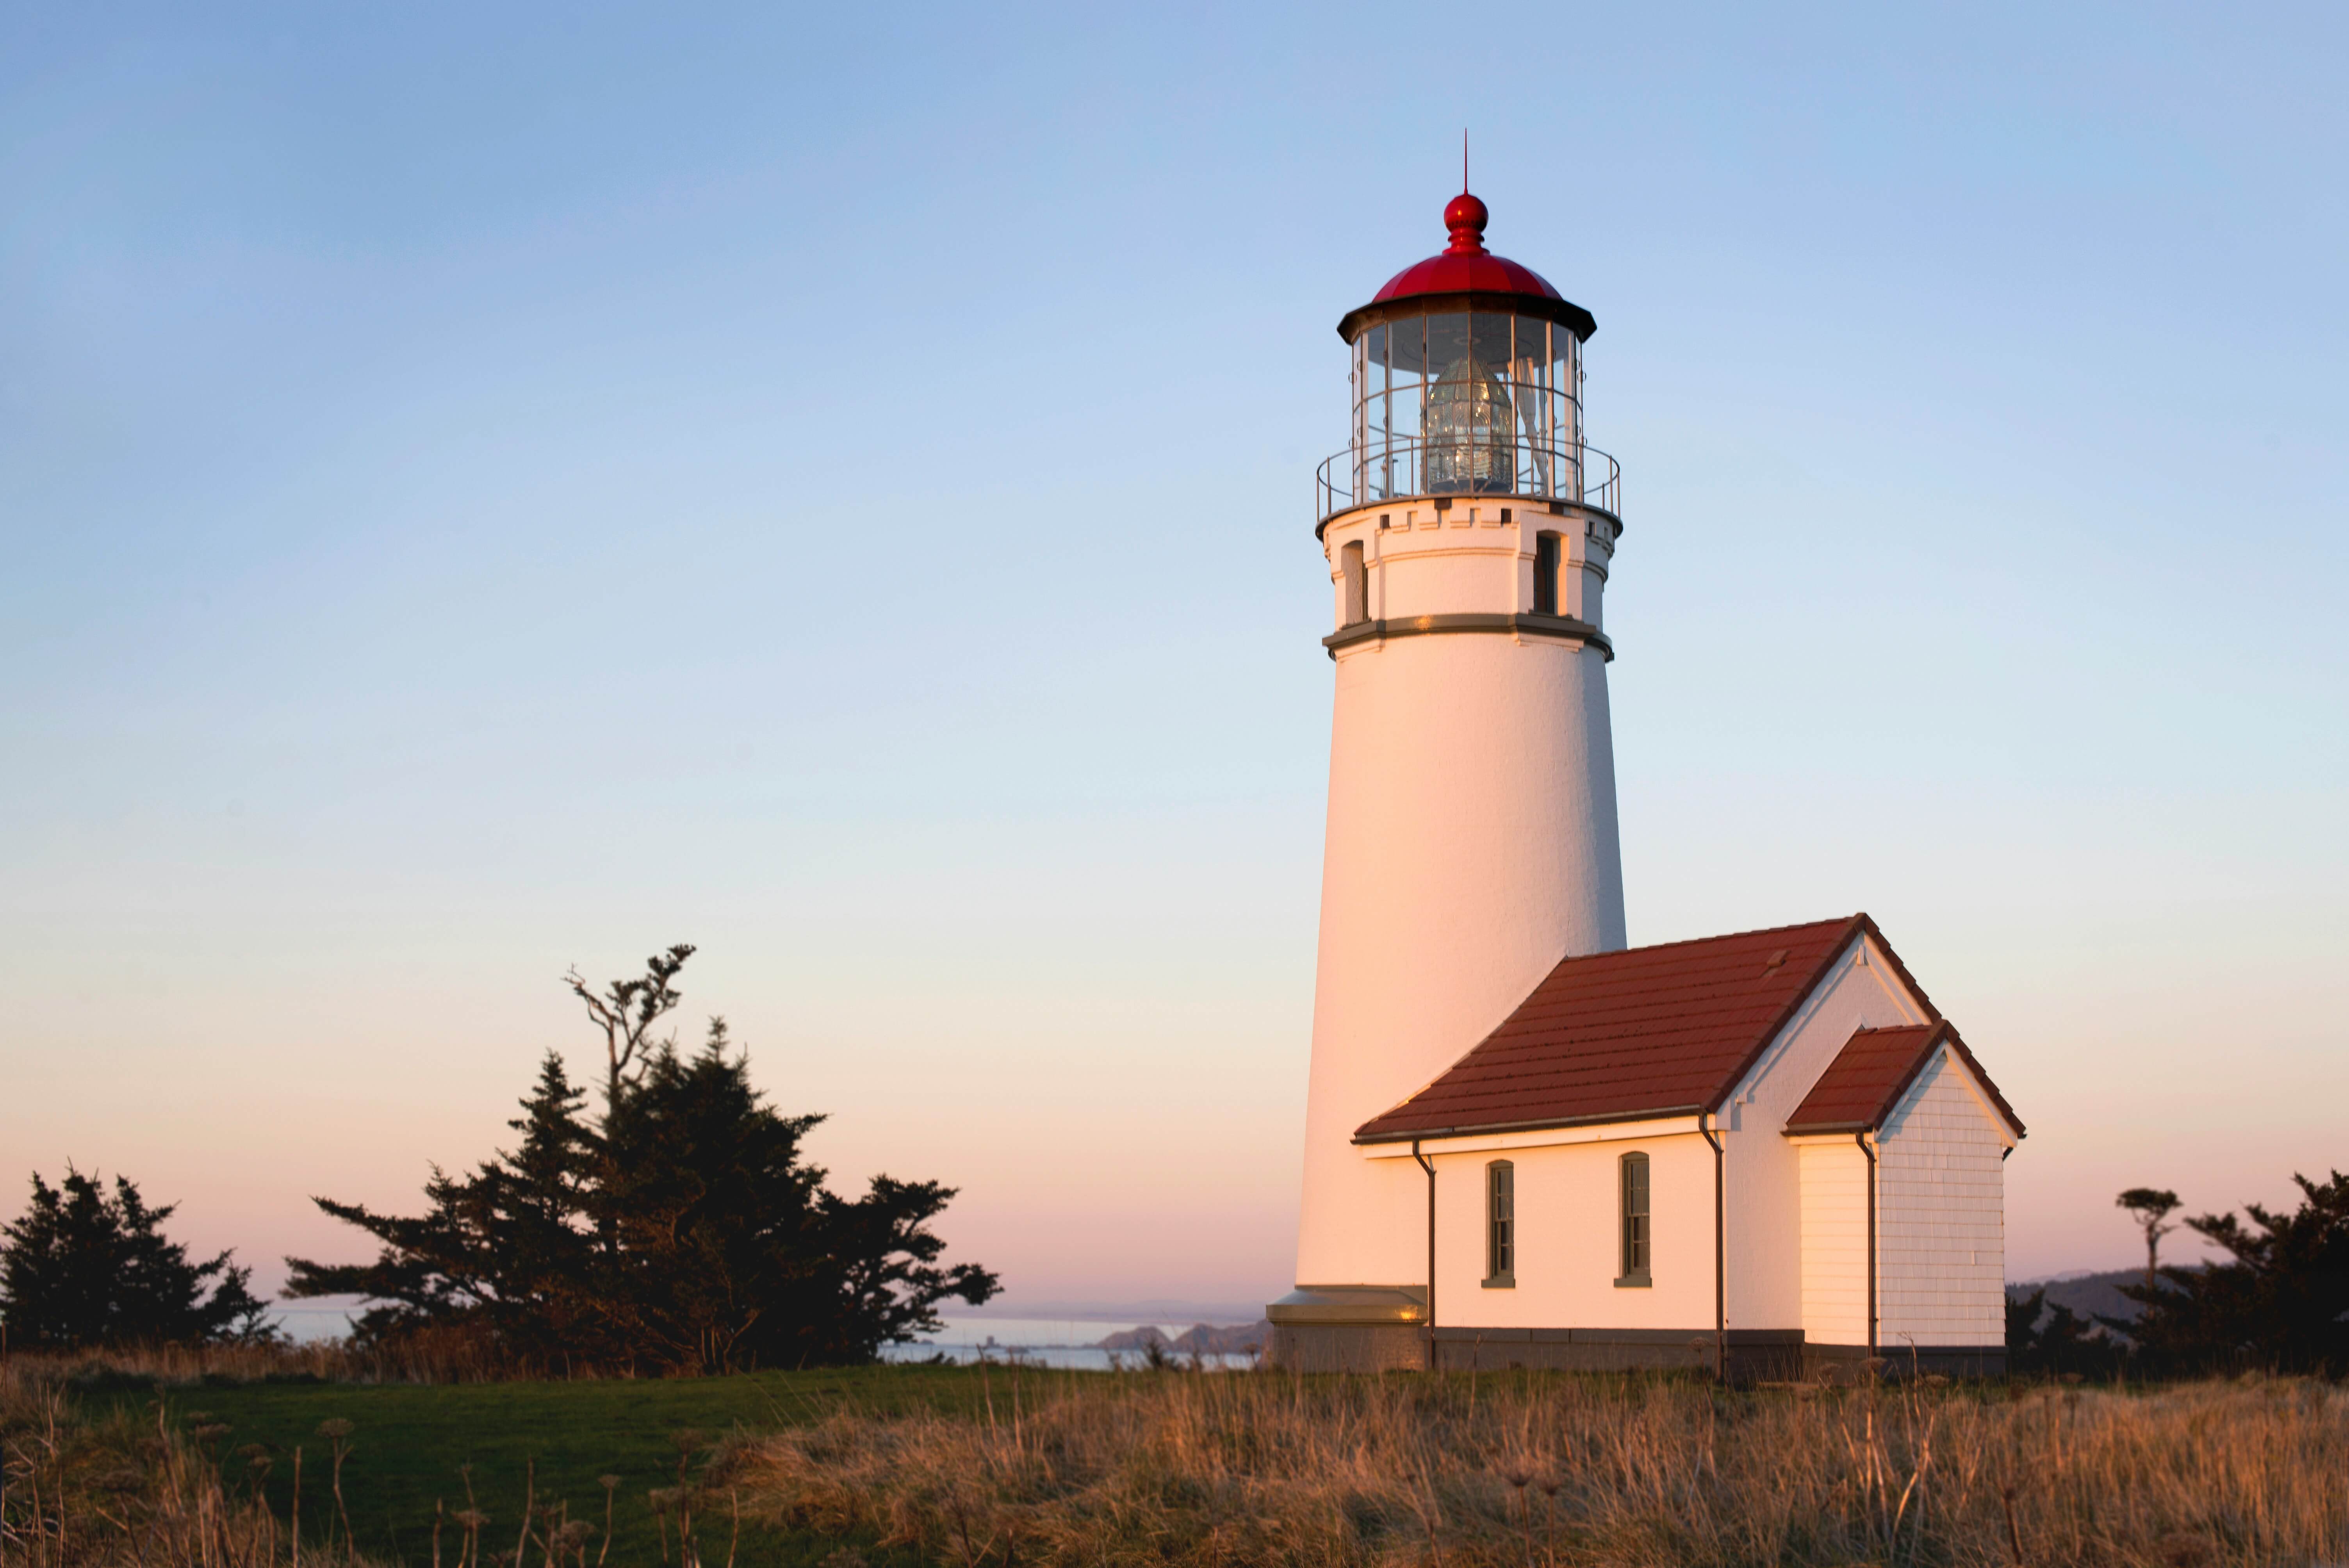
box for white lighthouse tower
[1271,191,1628,1370]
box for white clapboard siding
[1798,1140,1870,1347]
[1877,1050,2006,1347]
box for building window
[1617,1152,1650,1286]
[1533,531,1562,616]
[1341,540,1368,625]
[1484,1160,1515,1286]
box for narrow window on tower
[1533,531,1563,616]
[1484,1160,1515,1286]
[1341,540,1368,626]
[1617,1152,1651,1286]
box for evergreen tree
[2117,1169,2349,1376]
[287,951,999,1372]
[0,1167,273,1349]
[290,1052,607,1360]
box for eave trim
[1353,1105,1703,1146]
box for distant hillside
[2007,1266,2201,1329]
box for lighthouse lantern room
[1322,191,1616,521]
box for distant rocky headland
[1096,1320,1272,1356]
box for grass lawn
[91,1364,1007,1566]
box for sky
[2,2,2344,1319]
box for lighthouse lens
[1424,312,1515,495]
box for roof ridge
[1588,913,1864,962]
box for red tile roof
[1784,1021,2024,1138]
[1353,914,1936,1143]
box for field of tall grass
[10,1347,2349,1567]
[743,1366,2349,1568]
[2,1354,304,1568]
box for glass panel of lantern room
[1423,311,1468,380]
[1572,332,1585,442]
[1553,326,1581,499]
[1472,312,1517,494]
[1351,331,1368,502]
[1470,312,1513,381]
[1363,322,1391,499]
[1515,315,1554,497]
[1385,314,1424,493]
[1421,312,1469,493]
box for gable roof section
[1784,1020,2025,1139]
[1354,914,1935,1144]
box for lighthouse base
[1265,1285,1429,1372]
[1267,1322,1431,1373]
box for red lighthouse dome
[1337,192,1595,344]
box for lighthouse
[1266,194,2024,1383]
[1271,191,1629,1370]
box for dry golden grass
[1,1357,363,1568]
[741,1367,2349,1568]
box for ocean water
[271,1301,362,1342]
[878,1315,1263,1370]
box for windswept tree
[2117,1187,2182,1294]
[286,947,999,1372]
[0,1167,273,1349]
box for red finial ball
[1444,192,1490,255]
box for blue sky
[4,2,2344,1314]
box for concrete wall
[1267,1323,1426,1374]
[1719,935,1932,1331]
[1878,1050,2007,1349]
[1292,499,1625,1292]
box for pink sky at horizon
[8,877,2337,1318]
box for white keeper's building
[1267,192,2023,1379]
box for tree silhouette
[1,1167,272,1349]
[2120,1171,2349,1376]
[2117,1187,2181,1294]
[287,950,998,1371]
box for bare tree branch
[563,944,695,1116]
